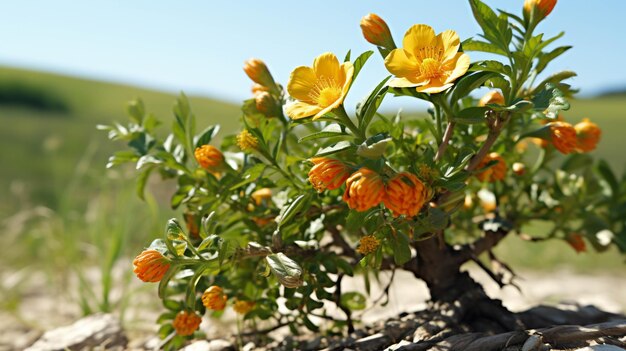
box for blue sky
[1,0,624,109]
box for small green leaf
[278,194,309,228]
[391,231,411,265]
[298,124,347,143]
[229,164,266,190]
[315,141,355,156]
[450,71,500,104]
[461,38,507,56]
[352,51,374,82]
[453,106,489,124]
[266,253,303,288]
[194,125,220,148]
[340,292,366,311]
[126,99,145,124]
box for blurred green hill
[0,66,241,214]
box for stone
[25,313,127,351]
[574,346,626,351]
[182,339,235,351]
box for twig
[434,121,456,162]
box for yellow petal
[443,53,470,84]
[285,101,322,120]
[438,30,461,62]
[384,49,419,79]
[313,52,340,80]
[416,81,453,94]
[287,66,317,102]
[402,24,436,56]
[388,77,422,88]
[313,104,337,120]
[340,62,355,97]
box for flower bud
[356,235,380,255]
[478,90,505,107]
[132,249,170,283]
[173,311,202,336]
[477,189,497,213]
[236,129,259,152]
[566,233,586,253]
[251,83,269,96]
[251,188,272,206]
[547,121,577,154]
[512,162,526,176]
[574,118,601,152]
[524,0,557,22]
[243,58,276,88]
[233,300,255,315]
[383,172,428,217]
[308,157,351,192]
[476,153,507,182]
[202,286,227,311]
[343,168,385,212]
[255,91,280,118]
[194,145,224,169]
[360,13,396,49]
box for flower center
[420,58,443,79]
[309,77,342,108]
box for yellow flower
[132,249,170,283]
[343,168,385,212]
[357,235,380,255]
[243,58,276,88]
[547,121,577,154]
[251,188,272,206]
[524,0,557,20]
[478,90,505,107]
[233,300,255,315]
[360,13,395,49]
[237,129,259,152]
[202,286,227,311]
[173,311,202,336]
[574,118,601,152]
[194,145,223,169]
[476,153,507,182]
[308,157,351,192]
[384,24,470,94]
[383,172,428,217]
[286,52,354,120]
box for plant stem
[435,121,456,162]
[334,105,366,142]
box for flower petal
[402,24,436,57]
[388,77,424,88]
[313,52,340,80]
[287,66,317,102]
[340,62,354,97]
[438,30,461,62]
[443,53,470,84]
[313,104,337,120]
[416,81,453,94]
[285,101,322,120]
[384,49,420,79]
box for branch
[465,112,511,173]
[454,228,509,265]
[434,121,456,162]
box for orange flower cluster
[233,300,255,315]
[383,172,428,217]
[202,286,227,311]
[172,311,202,336]
[343,168,385,212]
[357,235,381,255]
[132,249,170,283]
[574,118,601,152]
[476,153,507,182]
[308,157,352,192]
[194,144,223,169]
[547,121,577,154]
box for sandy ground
[1,265,625,350]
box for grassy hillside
[0,66,241,213]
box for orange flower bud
[478,90,505,107]
[172,310,202,336]
[356,235,380,255]
[251,188,272,206]
[547,121,577,154]
[251,83,269,96]
[194,145,223,169]
[574,118,601,152]
[343,168,384,212]
[243,58,276,88]
[233,300,255,315]
[184,212,200,240]
[132,249,170,283]
[360,13,396,49]
[255,91,279,118]
[308,157,351,192]
[236,129,258,152]
[566,233,586,253]
[524,0,557,20]
[202,286,227,311]
[383,172,428,217]
[512,162,526,176]
[476,153,507,182]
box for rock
[354,333,391,351]
[25,313,127,351]
[182,339,235,351]
[574,346,626,351]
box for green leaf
[453,106,489,124]
[469,60,512,76]
[357,76,391,133]
[229,164,266,190]
[485,76,511,101]
[461,39,507,56]
[340,292,366,311]
[356,134,391,159]
[266,253,303,288]
[298,124,347,143]
[126,99,145,124]
[136,165,154,200]
[596,160,619,199]
[536,46,572,74]
[450,71,500,104]
[278,194,310,228]
[106,150,139,168]
[531,71,577,96]
[315,140,355,156]
[388,87,430,101]
[194,125,220,148]
[352,51,374,82]
[158,265,180,299]
[391,231,411,265]
[344,50,351,62]
[532,83,570,118]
